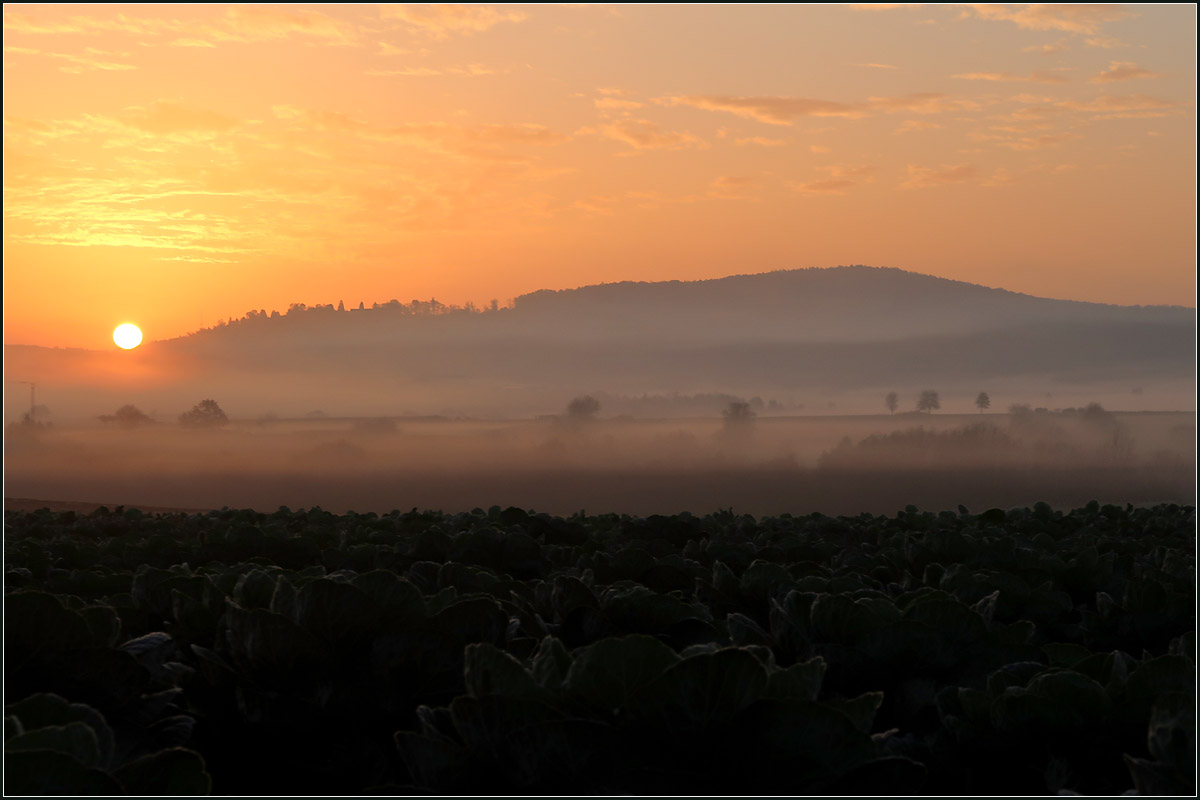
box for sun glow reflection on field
[113,323,143,350]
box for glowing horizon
[4,4,1196,349]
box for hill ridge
[513,265,1194,313]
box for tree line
[195,297,508,334]
[98,400,229,429]
[91,393,1115,431]
[884,390,991,415]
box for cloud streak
[217,6,357,44]
[952,70,1067,84]
[3,11,184,36]
[1057,94,1180,118]
[708,175,757,200]
[893,120,941,134]
[380,5,527,38]
[661,92,974,125]
[1091,61,1160,83]
[734,136,787,147]
[5,45,137,73]
[600,119,705,150]
[789,178,857,194]
[661,95,867,124]
[366,64,499,77]
[961,4,1134,35]
[120,102,239,135]
[595,97,645,111]
[900,163,975,189]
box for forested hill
[505,266,1193,342]
[167,264,1193,350]
[151,263,1196,403]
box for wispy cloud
[708,175,757,200]
[595,97,645,110]
[380,5,527,38]
[272,106,571,159]
[600,119,705,150]
[960,4,1134,35]
[866,93,979,114]
[1057,94,1180,118]
[660,95,867,124]
[981,167,1016,187]
[787,166,876,195]
[969,130,1082,151]
[120,102,239,135]
[463,123,569,145]
[821,164,879,179]
[1022,39,1070,55]
[167,39,216,48]
[660,92,973,125]
[900,163,975,189]
[376,41,424,56]
[734,136,787,147]
[893,119,941,134]
[3,11,183,36]
[1084,35,1127,49]
[1090,61,1160,83]
[367,64,499,77]
[952,70,1067,84]
[5,7,364,48]
[5,45,137,73]
[574,190,699,215]
[788,178,857,194]
[218,6,357,44]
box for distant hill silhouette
[6,266,1194,418]
[506,266,1190,342]
[157,265,1192,348]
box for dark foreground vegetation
[4,501,1195,795]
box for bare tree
[916,390,941,414]
[885,392,899,415]
[975,392,991,414]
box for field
[5,408,1195,794]
[5,410,1194,516]
[4,500,1196,795]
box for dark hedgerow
[3,502,1195,795]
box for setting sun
[112,323,143,350]
[2,4,1194,351]
[1,8,1194,795]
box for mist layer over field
[5,267,1196,422]
[6,269,1194,515]
[6,411,1193,517]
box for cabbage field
[4,501,1195,795]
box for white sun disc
[113,323,143,349]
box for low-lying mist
[6,409,1193,517]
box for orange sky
[4,3,1196,349]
